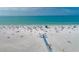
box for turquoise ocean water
[0,16,79,25]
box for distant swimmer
[45,25,48,29]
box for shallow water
[0,16,79,25]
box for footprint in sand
[7,36,10,39]
[67,41,72,44]
[20,35,24,38]
[16,31,20,33]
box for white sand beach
[0,25,79,52]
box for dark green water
[0,16,79,25]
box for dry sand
[0,25,79,52]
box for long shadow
[42,34,53,52]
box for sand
[0,25,79,52]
